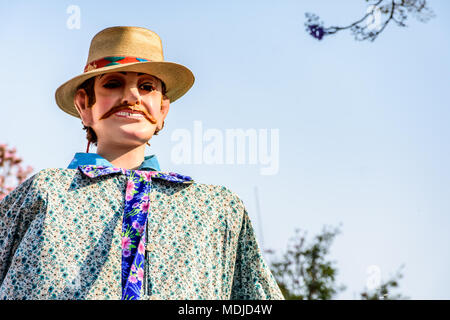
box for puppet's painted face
[75,71,169,147]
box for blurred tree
[360,264,408,299]
[0,143,33,201]
[265,224,346,299]
[265,224,407,300]
[305,0,435,42]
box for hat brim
[55,61,195,118]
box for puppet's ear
[74,88,94,126]
[160,94,170,120]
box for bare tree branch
[305,0,435,42]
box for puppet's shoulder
[0,168,69,208]
[1,168,86,201]
[192,183,245,206]
[181,182,247,219]
[28,168,79,190]
[159,180,244,206]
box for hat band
[84,56,150,73]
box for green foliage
[360,264,408,300]
[266,224,407,300]
[265,224,346,300]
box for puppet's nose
[121,87,141,106]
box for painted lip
[100,106,158,124]
[113,108,146,116]
[114,112,145,120]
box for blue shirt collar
[67,152,161,171]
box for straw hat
[55,26,195,118]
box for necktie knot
[78,165,194,184]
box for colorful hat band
[84,56,150,73]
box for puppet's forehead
[96,71,162,81]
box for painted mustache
[99,104,157,124]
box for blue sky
[1,0,449,299]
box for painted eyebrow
[98,72,154,80]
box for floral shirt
[0,153,284,300]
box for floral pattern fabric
[78,165,193,300]
[0,166,284,300]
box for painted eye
[103,80,121,88]
[140,83,155,92]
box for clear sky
[1,0,449,299]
